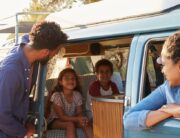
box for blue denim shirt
[124,81,180,131]
[0,46,32,138]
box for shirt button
[28,69,31,71]
[25,69,27,71]
[25,89,28,92]
[27,77,29,80]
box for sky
[0,0,30,19]
[0,0,30,45]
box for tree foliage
[7,0,100,42]
[40,0,100,11]
[22,0,100,22]
[22,0,49,22]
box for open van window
[140,39,166,99]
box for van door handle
[124,96,131,106]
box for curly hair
[95,59,113,74]
[29,21,68,50]
[163,31,180,63]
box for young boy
[89,59,119,96]
[86,59,119,120]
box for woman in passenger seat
[124,31,180,130]
[86,59,119,120]
[47,68,93,138]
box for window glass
[69,57,94,75]
[143,41,165,98]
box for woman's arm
[126,103,179,129]
[146,110,172,127]
[146,103,180,127]
[159,104,180,118]
[124,84,168,130]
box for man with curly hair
[0,21,67,138]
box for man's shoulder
[0,55,22,77]
[0,48,23,70]
[0,59,21,72]
[0,65,20,77]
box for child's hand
[26,122,35,137]
[78,116,89,126]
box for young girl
[47,68,93,138]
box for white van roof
[46,0,180,29]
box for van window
[140,39,165,99]
[69,57,94,75]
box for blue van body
[1,1,177,138]
[37,2,180,137]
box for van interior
[44,36,132,137]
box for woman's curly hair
[163,31,180,63]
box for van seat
[46,78,58,93]
[46,128,86,138]
[111,72,124,92]
[78,74,97,107]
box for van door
[124,30,180,138]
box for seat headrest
[111,72,124,92]
[46,78,58,93]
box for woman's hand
[159,104,180,118]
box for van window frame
[138,37,167,101]
[124,31,180,138]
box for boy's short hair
[29,21,68,50]
[95,59,113,74]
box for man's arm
[0,69,27,137]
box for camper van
[0,0,180,138]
